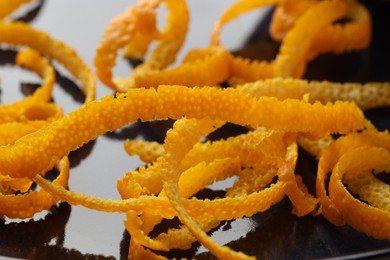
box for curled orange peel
[0,22,96,102]
[0,0,33,19]
[121,0,161,59]
[270,0,371,60]
[329,146,390,239]
[95,0,189,92]
[94,5,139,90]
[16,48,55,104]
[1,156,69,219]
[128,238,167,260]
[269,0,318,42]
[229,57,275,84]
[0,40,62,211]
[308,0,372,59]
[277,134,318,216]
[209,0,355,83]
[0,103,64,218]
[273,0,349,78]
[0,48,57,125]
[0,105,61,145]
[316,130,390,226]
[132,46,232,88]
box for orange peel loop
[0,21,96,102]
[329,146,390,239]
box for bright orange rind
[0,0,33,19]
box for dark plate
[0,0,389,259]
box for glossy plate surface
[0,0,389,259]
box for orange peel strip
[0,85,365,179]
[0,48,56,124]
[343,170,390,212]
[95,0,189,92]
[179,157,241,198]
[94,5,139,90]
[29,121,286,256]
[121,30,157,60]
[154,219,220,250]
[160,186,254,259]
[277,134,318,216]
[317,130,390,226]
[269,0,371,60]
[16,48,55,104]
[308,0,372,59]
[118,158,166,197]
[273,0,349,78]
[121,0,161,59]
[229,56,275,84]
[132,0,188,68]
[0,21,95,102]
[0,174,31,195]
[329,147,390,239]
[132,46,231,88]
[0,110,60,146]
[124,139,164,164]
[0,0,33,19]
[0,157,69,219]
[269,0,318,42]
[128,239,167,260]
[182,129,287,169]
[237,77,390,110]
[135,0,188,70]
[124,210,170,251]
